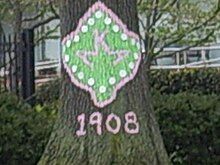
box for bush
[1,68,220,165]
[35,72,220,164]
[35,78,61,104]
[34,69,220,100]
[150,68,220,94]
[153,92,220,164]
[0,93,58,165]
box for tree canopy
[138,0,220,64]
[1,0,219,56]
[0,0,59,35]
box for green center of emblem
[62,2,142,108]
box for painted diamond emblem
[62,2,142,108]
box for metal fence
[0,29,35,104]
[0,34,20,94]
[151,46,220,69]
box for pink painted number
[75,111,139,136]
[124,111,140,134]
[89,112,102,135]
[106,113,121,134]
[76,113,86,137]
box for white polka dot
[88,78,95,86]
[99,86,106,93]
[64,55,69,62]
[136,42,141,49]
[81,25,88,33]
[104,17,112,25]
[109,77,116,85]
[78,72,84,79]
[95,11,103,18]
[119,70,127,78]
[121,33,128,41]
[72,65,77,73]
[66,40,71,47]
[129,62,135,69]
[74,35,80,42]
[134,53,139,60]
[88,18,95,26]
[112,25,119,33]
[131,39,136,45]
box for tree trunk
[11,2,23,93]
[0,22,4,35]
[39,0,170,164]
[13,1,23,35]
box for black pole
[21,29,35,105]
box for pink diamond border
[62,1,142,108]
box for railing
[35,59,60,86]
[33,45,220,85]
[35,59,60,77]
[151,46,220,69]
[7,44,217,88]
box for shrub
[1,68,220,165]
[149,68,220,94]
[35,78,61,104]
[0,93,58,165]
[153,92,220,164]
[34,69,220,100]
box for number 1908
[76,111,140,137]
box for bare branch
[154,30,215,57]
[22,0,59,23]
[35,24,60,44]
[162,0,179,10]
[31,15,59,29]
[151,0,159,25]
[154,5,220,56]
[144,30,214,67]
[22,12,45,22]
[49,0,59,18]
[141,0,179,34]
[139,15,146,31]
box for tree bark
[0,22,4,35]
[39,0,170,164]
[10,1,23,93]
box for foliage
[153,92,220,164]
[0,0,59,41]
[0,0,58,23]
[1,68,220,164]
[35,69,220,100]
[149,68,220,94]
[0,89,219,165]
[138,0,220,64]
[36,78,61,104]
[0,92,58,165]
[35,73,220,164]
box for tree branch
[22,0,59,22]
[49,0,59,18]
[154,30,215,58]
[31,15,59,29]
[22,12,45,22]
[35,24,60,44]
[154,4,220,56]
